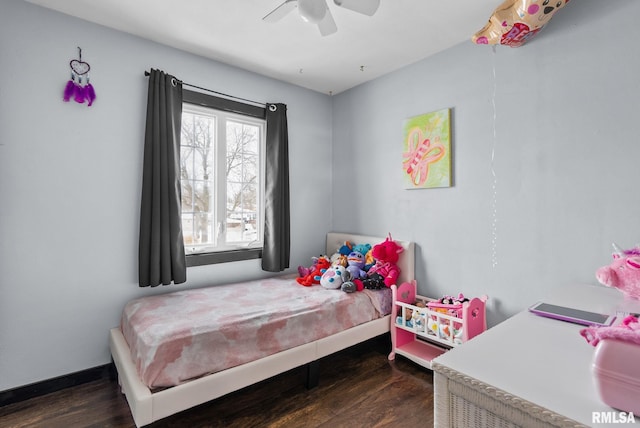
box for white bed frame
[110,232,415,427]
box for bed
[110,232,415,427]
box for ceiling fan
[263,0,380,36]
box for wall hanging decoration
[472,0,570,47]
[402,108,452,189]
[63,47,96,106]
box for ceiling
[24,0,500,94]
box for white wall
[3,0,639,393]
[331,0,640,326]
[0,0,333,391]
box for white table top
[433,283,640,427]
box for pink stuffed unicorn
[596,243,640,299]
[359,234,403,289]
[581,315,640,347]
[580,314,640,415]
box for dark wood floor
[0,335,434,428]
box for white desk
[432,284,640,428]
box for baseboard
[0,334,391,408]
[0,363,114,407]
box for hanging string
[490,45,498,268]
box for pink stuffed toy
[596,243,640,299]
[296,256,331,287]
[298,256,320,278]
[358,233,403,289]
[580,315,640,347]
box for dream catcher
[63,47,96,106]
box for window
[180,90,266,265]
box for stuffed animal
[596,243,640,299]
[346,251,367,280]
[352,243,371,258]
[581,315,640,346]
[337,241,353,256]
[364,249,375,269]
[298,255,321,278]
[296,256,331,287]
[341,281,357,293]
[327,241,353,268]
[403,308,414,328]
[396,306,414,327]
[433,293,468,305]
[321,265,350,290]
[330,253,348,268]
[412,309,426,332]
[428,293,469,317]
[360,234,403,289]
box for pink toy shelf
[388,280,488,369]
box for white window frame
[180,90,266,266]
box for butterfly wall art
[402,108,452,189]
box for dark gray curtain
[138,69,187,287]
[262,103,290,272]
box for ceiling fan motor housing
[298,0,327,23]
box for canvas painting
[402,108,452,189]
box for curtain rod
[144,71,266,108]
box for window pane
[182,214,195,245]
[181,179,194,212]
[227,120,258,155]
[181,113,196,146]
[181,109,216,254]
[193,180,212,213]
[194,212,213,245]
[181,146,194,181]
[193,148,210,180]
[181,101,264,257]
[225,120,260,245]
[243,154,258,178]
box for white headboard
[326,232,415,285]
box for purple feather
[74,83,86,104]
[63,80,75,102]
[85,83,96,106]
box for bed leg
[109,358,118,382]
[109,357,125,392]
[306,360,319,389]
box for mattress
[121,274,391,388]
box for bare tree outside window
[226,120,259,242]
[180,106,263,254]
[181,112,213,246]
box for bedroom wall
[0,0,333,391]
[331,0,640,326]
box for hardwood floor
[0,336,434,428]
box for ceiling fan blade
[333,0,380,16]
[318,7,337,36]
[263,0,297,22]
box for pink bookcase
[388,280,488,369]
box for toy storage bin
[592,338,640,414]
[388,280,488,369]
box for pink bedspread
[121,274,391,388]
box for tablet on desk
[528,302,616,326]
